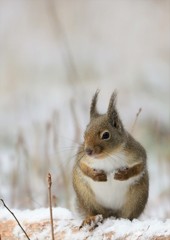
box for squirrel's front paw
[79,215,103,230]
[114,162,144,181]
[79,161,107,182]
[92,169,107,182]
[114,167,129,181]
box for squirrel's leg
[114,162,144,181]
[79,214,103,230]
[79,161,107,182]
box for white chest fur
[82,153,140,210]
[85,173,130,210]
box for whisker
[54,148,85,169]
[46,144,81,157]
[54,134,82,147]
[70,149,85,162]
[76,152,86,164]
[103,150,126,166]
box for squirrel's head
[84,90,126,158]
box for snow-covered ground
[0,207,170,239]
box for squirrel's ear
[107,91,123,131]
[90,90,100,119]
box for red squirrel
[73,91,149,228]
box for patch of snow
[76,217,170,240]
[0,206,169,239]
[0,207,73,222]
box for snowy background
[0,0,170,221]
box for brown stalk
[70,98,81,144]
[52,111,70,208]
[16,131,33,208]
[45,122,52,173]
[44,121,52,207]
[46,0,78,87]
[47,173,55,240]
[131,107,142,133]
[0,199,30,240]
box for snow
[0,207,72,222]
[0,207,169,239]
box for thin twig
[70,98,81,144]
[0,199,30,240]
[48,173,55,240]
[52,111,70,208]
[131,108,142,133]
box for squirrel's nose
[85,148,93,156]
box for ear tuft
[90,89,100,119]
[107,90,117,114]
[107,90,123,131]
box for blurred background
[0,0,170,219]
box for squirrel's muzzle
[85,148,93,156]
[85,145,103,156]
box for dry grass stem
[52,111,70,208]
[70,98,81,144]
[131,108,142,133]
[46,0,78,86]
[0,199,30,240]
[47,173,55,240]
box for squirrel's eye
[101,131,110,140]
